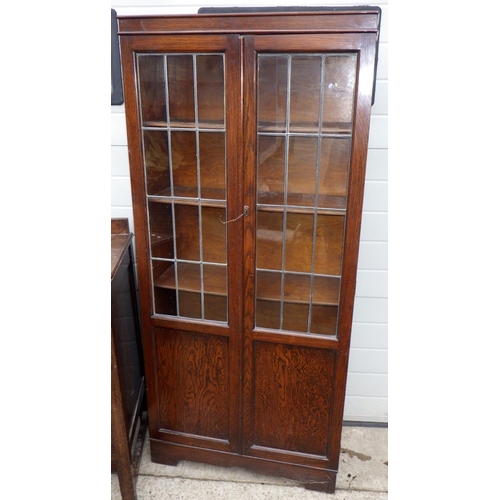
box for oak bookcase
[118,7,380,492]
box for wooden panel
[155,328,230,440]
[252,342,335,457]
[118,12,381,35]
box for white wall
[111,0,388,423]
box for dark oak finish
[119,9,380,493]
[111,219,147,500]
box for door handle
[219,206,249,224]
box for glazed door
[242,34,376,469]
[121,29,376,465]
[121,34,244,454]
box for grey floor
[112,425,388,499]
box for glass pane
[256,270,282,301]
[203,264,228,322]
[196,55,225,127]
[148,201,174,259]
[256,211,283,271]
[171,131,198,198]
[318,138,351,209]
[257,135,285,205]
[314,214,344,276]
[152,259,177,316]
[152,259,174,288]
[199,132,226,200]
[256,300,280,330]
[255,51,354,337]
[203,265,227,295]
[201,207,227,264]
[287,137,318,207]
[285,213,313,274]
[282,303,309,332]
[138,55,166,124]
[142,52,228,324]
[255,270,282,330]
[174,205,200,261]
[167,55,195,126]
[177,262,202,320]
[322,55,357,131]
[257,56,287,132]
[284,273,311,302]
[144,130,170,196]
[204,294,227,322]
[178,291,202,319]
[289,56,322,132]
[177,262,201,291]
[310,305,338,335]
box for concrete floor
[112,425,388,499]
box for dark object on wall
[111,9,124,105]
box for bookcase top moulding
[117,6,382,35]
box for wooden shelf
[257,121,351,135]
[148,188,227,208]
[256,271,340,306]
[143,120,349,135]
[143,119,225,130]
[155,263,227,296]
[257,192,346,212]
[150,232,173,244]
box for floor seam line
[137,472,388,492]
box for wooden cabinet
[111,219,147,499]
[118,8,381,493]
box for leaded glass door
[125,34,243,454]
[242,34,370,469]
[139,52,229,322]
[255,52,356,336]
